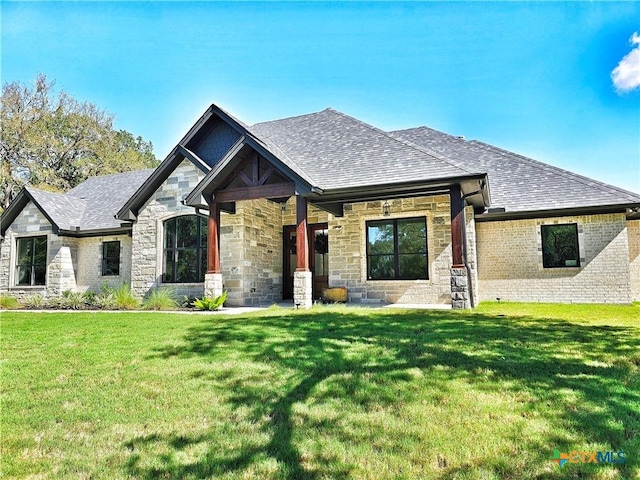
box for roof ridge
[469,140,640,201]
[251,108,331,128]
[327,109,480,176]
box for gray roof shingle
[389,126,640,214]
[250,109,482,190]
[18,169,154,233]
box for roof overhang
[475,203,640,222]
[309,174,490,213]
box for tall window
[541,223,580,268]
[16,236,47,286]
[366,217,428,280]
[102,241,121,276]
[163,215,207,283]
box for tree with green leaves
[0,74,159,211]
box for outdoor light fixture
[382,200,390,216]
[280,202,287,212]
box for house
[2,103,639,308]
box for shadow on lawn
[125,308,639,479]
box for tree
[0,74,159,211]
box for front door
[283,223,329,300]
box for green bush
[54,291,85,310]
[24,294,46,309]
[192,291,228,311]
[111,283,139,310]
[0,295,20,309]
[142,287,178,311]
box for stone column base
[204,273,223,299]
[451,267,471,309]
[293,271,313,309]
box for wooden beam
[207,197,221,274]
[296,194,309,272]
[214,182,295,203]
[450,184,465,268]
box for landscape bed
[1,303,638,479]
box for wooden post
[450,184,465,268]
[295,194,309,271]
[207,195,221,274]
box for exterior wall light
[382,200,390,216]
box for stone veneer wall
[220,199,283,306]
[0,202,78,299]
[628,219,640,302]
[75,235,132,292]
[130,159,206,299]
[464,205,479,307]
[284,195,451,305]
[476,213,632,304]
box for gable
[117,104,249,221]
[191,120,242,168]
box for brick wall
[476,213,632,304]
[628,219,640,302]
[76,235,132,292]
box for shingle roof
[250,109,482,190]
[390,126,640,214]
[68,169,154,230]
[4,169,154,234]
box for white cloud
[611,32,640,93]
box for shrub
[0,295,20,309]
[142,287,178,311]
[25,294,46,309]
[111,283,139,310]
[192,291,228,311]
[181,295,198,309]
[54,292,86,310]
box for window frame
[365,216,429,280]
[15,235,48,286]
[162,215,208,283]
[541,223,580,269]
[101,240,121,276]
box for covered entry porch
[185,135,488,309]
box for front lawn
[2,303,638,479]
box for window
[541,223,580,268]
[366,217,428,280]
[102,241,120,276]
[15,236,47,286]
[163,215,207,283]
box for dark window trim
[15,235,47,286]
[541,223,580,269]
[101,240,121,276]
[365,216,429,280]
[162,214,208,283]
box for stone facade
[628,219,640,302]
[476,213,633,304]
[219,199,283,306]
[301,195,454,305]
[130,159,207,299]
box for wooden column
[295,194,309,271]
[207,195,221,274]
[450,184,465,268]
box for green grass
[2,303,638,479]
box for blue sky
[2,1,639,193]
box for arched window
[163,215,207,283]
